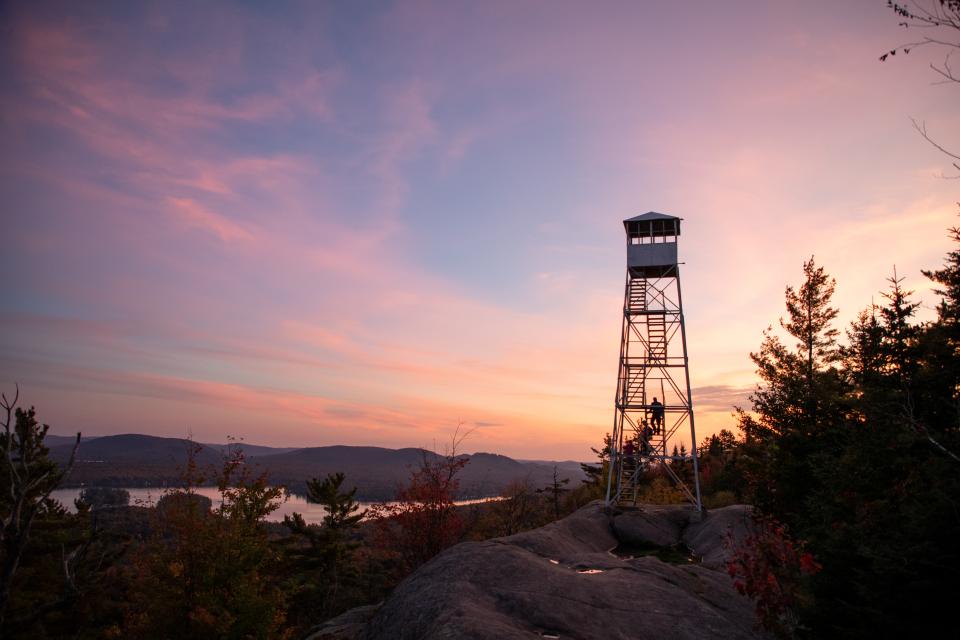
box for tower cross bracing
[605,212,703,511]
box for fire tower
[605,212,702,511]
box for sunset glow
[2,1,957,459]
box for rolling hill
[49,434,586,499]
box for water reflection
[49,487,498,525]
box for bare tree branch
[901,393,960,464]
[0,389,82,628]
[882,2,960,176]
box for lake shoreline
[50,487,502,525]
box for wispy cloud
[691,385,754,413]
[166,197,255,244]
[2,1,957,459]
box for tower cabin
[624,212,681,278]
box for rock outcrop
[311,502,763,640]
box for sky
[1,1,957,460]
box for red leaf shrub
[368,451,469,572]
[726,514,821,637]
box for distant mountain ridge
[44,434,87,448]
[49,434,586,500]
[46,433,297,458]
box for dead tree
[0,386,80,626]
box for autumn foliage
[369,450,469,572]
[726,515,821,638]
[125,444,288,639]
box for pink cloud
[361,81,439,217]
[8,2,958,462]
[166,197,256,244]
[5,352,605,456]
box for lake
[49,487,499,524]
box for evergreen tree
[0,390,80,630]
[126,446,287,639]
[77,487,130,511]
[488,479,541,536]
[800,262,956,638]
[697,429,746,502]
[535,466,570,520]
[915,221,960,449]
[579,432,612,497]
[922,222,960,328]
[306,472,365,533]
[877,268,920,386]
[783,257,840,383]
[734,237,960,638]
[741,257,846,522]
[840,307,883,392]
[282,473,366,628]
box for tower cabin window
[627,218,679,244]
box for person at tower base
[650,397,664,434]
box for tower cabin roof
[623,211,681,239]
[623,211,679,223]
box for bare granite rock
[682,504,754,569]
[306,604,381,640]
[611,504,690,548]
[362,502,764,640]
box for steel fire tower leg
[606,266,702,511]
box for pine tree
[282,473,366,627]
[306,472,365,533]
[878,268,920,386]
[579,432,612,495]
[741,257,845,521]
[783,257,840,383]
[732,234,960,637]
[128,445,288,639]
[922,223,960,328]
[0,391,79,630]
[841,307,883,392]
[535,466,570,520]
[802,260,957,638]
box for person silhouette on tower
[650,397,664,435]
